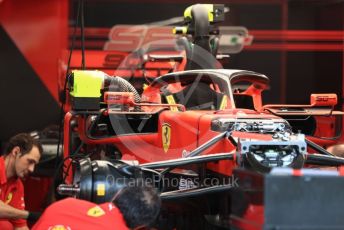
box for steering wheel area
[142,71,232,111]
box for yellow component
[165,95,178,112]
[184,5,192,20]
[204,4,214,22]
[70,70,104,98]
[173,27,188,35]
[219,95,227,110]
[5,192,12,204]
[184,4,214,22]
[87,206,106,217]
[162,123,171,153]
[182,27,188,34]
[143,84,148,90]
[96,183,106,196]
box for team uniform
[32,198,129,230]
[0,156,27,229]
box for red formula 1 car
[53,4,344,230]
[58,67,344,229]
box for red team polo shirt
[0,156,27,229]
[32,198,129,230]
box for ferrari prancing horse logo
[87,206,105,217]
[162,123,171,153]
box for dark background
[73,0,344,105]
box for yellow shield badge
[87,206,105,217]
[162,123,171,153]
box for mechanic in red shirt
[32,182,161,230]
[0,133,42,230]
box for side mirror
[310,94,337,107]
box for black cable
[80,0,86,70]
[48,142,88,203]
[52,1,82,204]
[62,142,85,182]
[55,0,82,170]
[62,158,74,183]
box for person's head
[4,133,43,178]
[113,182,161,229]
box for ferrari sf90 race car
[56,67,344,230]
